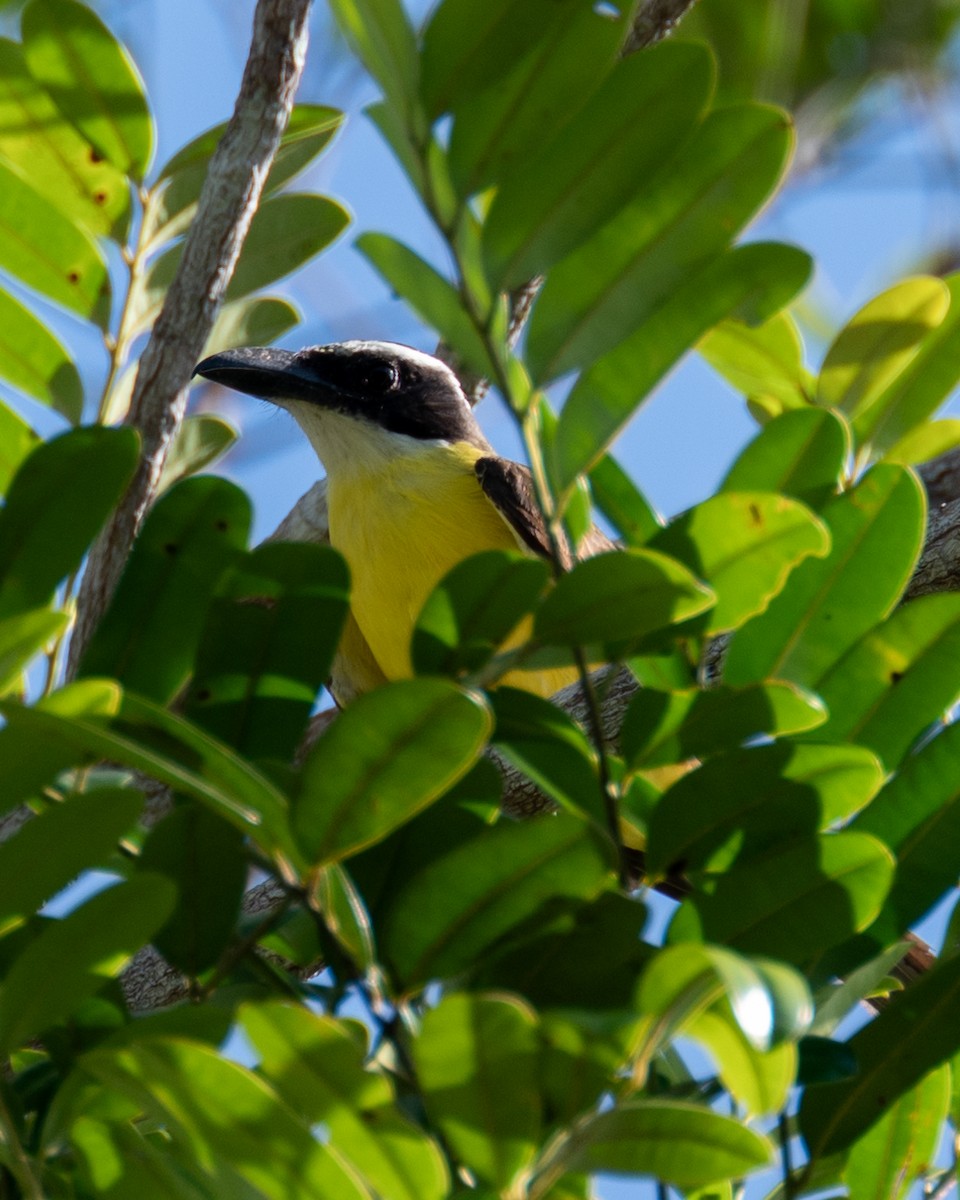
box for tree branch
[68,0,313,674]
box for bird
[194,340,613,707]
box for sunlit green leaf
[647,742,883,877]
[295,679,491,865]
[0,38,129,237]
[0,158,110,326]
[669,831,894,965]
[721,408,849,508]
[534,549,714,647]
[527,104,795,383]
[621,681,826,769]
[809,592,960,768]
[0,608,67,696]
[724,465,925,688]
[79,1038,370,1200]
[800,954,960,1160]
[551,242,812,488]
[651,491,829,634]
[818,276,950,422]
[22,0,154,179]
[852,721,960,949]
[884,417,960,465]
[79,477,251,704]
[243,1000,449,1200]
[484,42,714,290]
[699,311,813,411]
[203,296,300,359]
[857,272,960,458]
[0,289,83,421]
[0,403,38,498]
[539,1100,772,1188]
[0,876,175,1054]
[414,992,540,1189]
[843,1064,949,1200]
[689,1007,795,1116]
[0,426,138,619]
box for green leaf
[0,608,68,696]
[384,814,612,990]
[883,417,960,465]
[0,788,143,937]
[294,679,492,865]
[446,0,630,196]
[842,1064,949,1200]
[203,296,301,359]
[800,954,960,1160]
[818,276,950,422]
[242,1001,449,1200]
[0,288,83,421]
[357,233,496,379]
[0,876,175,1054]
[809,592,960,768]
[852,721,960,948]
[480,892,650,1014]
[689,1007,795,1117]
[0,688,297,862]
[185,542,349,762]
[490,686,602,824]
[621,681,826,770]
[21,0,154,179]
[533,549,714,647]
[526,103,795,383]
[0,402,38,496]
[328,0,420,120]
[588,455,662,545]
[856,272,960,458]
[422,0,582,119]
[156,415,237,493]
[699,311,814,411]
[141,806,247,976]
[149,105,343,249]
[724,465,925,688]
[412,549,549,677]
[550,242,812,488]
[0,38,129,237]
[647,742,883,877]
[721,408,849,508]
[414,992,540,1189]
[650,492,829,634]
[79,477,250,704]
[69,1117,216,1200]
[483,42,714,291]
[79,1038,370,1200]
[669,831,894,965]
[540,1100,772,1188]
[0,158,111,326]
[141,194,348,329]
[0,426,138,619]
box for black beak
[194,347,316,403]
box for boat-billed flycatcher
[195,341,612,705]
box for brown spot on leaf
[890,670,904,684]
[89,148,104,164]
[94,190,108,205]
[748,503,763,525]
[164,542,179,556]
[215,519,228,532]
[67,271,80,284]
[195,688,211,702]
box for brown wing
[474,456,616,568]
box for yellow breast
[326,441,576,697]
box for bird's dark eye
[358,362,399,393]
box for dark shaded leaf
[80,477,250,703]
[721,408,848,509]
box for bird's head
[194,340,489,472]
